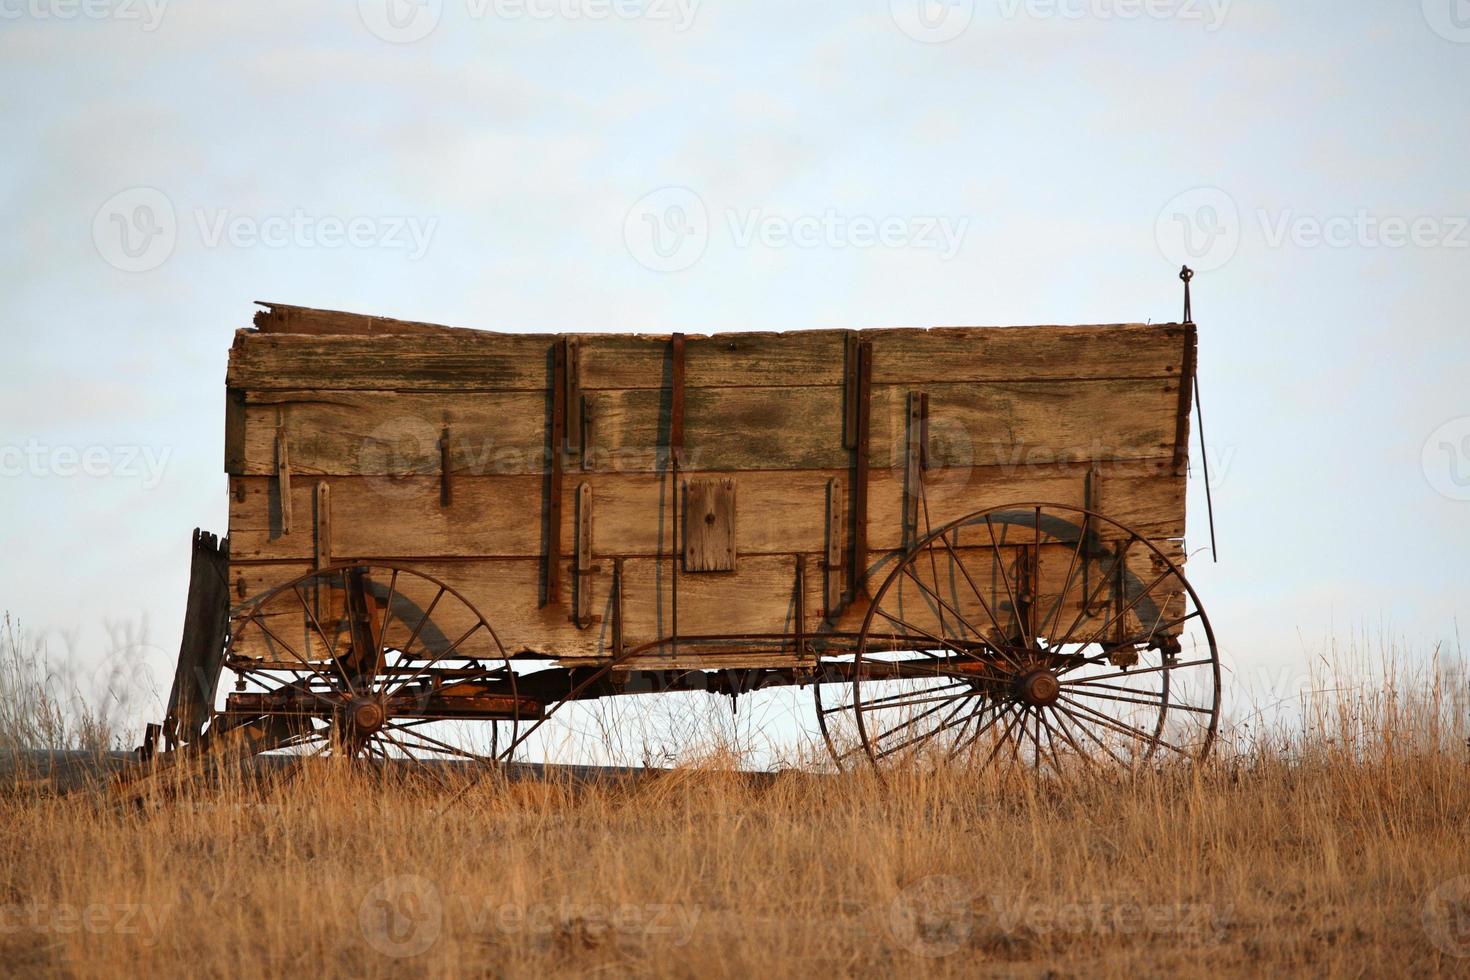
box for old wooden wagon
[150,285,1220,775]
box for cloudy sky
[1,1,1466,731]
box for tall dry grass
[1,635,1468,977]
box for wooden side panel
[230,323,1186,391]
[226,464,1184,563]
[233,379,1177,477]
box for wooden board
[230,321,1187,391]
[683,478,737,572]
[232,379,1177,477]
[226,464,1184,563]
[228,537,1186,667]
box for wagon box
[152,296,1220,776]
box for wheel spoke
[930,531,1029,672]
[1056,695,1193,758]
[1041,515,1091,641]
[290,584,358,697]
[982,516,1027,648]
[1062,686,1215,716]
[1062,656,1214,685]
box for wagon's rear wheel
[217,563,529,777]
[817,503,1220,774]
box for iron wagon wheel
[215,562,526,779]
[817,503,1220,775]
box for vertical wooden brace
[903,390,925,546]
[611,558,624,657]
[575,481,593,628]
[851,341,873,594]
[314,481,331,569]
[1171,323,1198,476]
[794,555,806,661]
[669,333,686,654]
[843,332,860,450]
[564,337,582,455]
[824,477,842,618]
[669,333,686,468]
[274,418,292,535]
[545,339,566,607]
[439,424,452,506]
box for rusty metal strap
[670,333,686,468]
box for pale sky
[2,1,1467,735]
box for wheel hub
[348,697,386,734]
[1015,669,1060,707]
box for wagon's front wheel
[817,503,1220,774]
[217,563,526,776]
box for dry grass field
[2,632,1469,978]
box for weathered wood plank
[227,532,1187,668]
[228,330,555,391]
[232,378,1177,477]
[865,324,1187,384]
[226,464,1184,562]
[228,323,1185,392]
[683,477,737,572]
[253,304,474,337]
